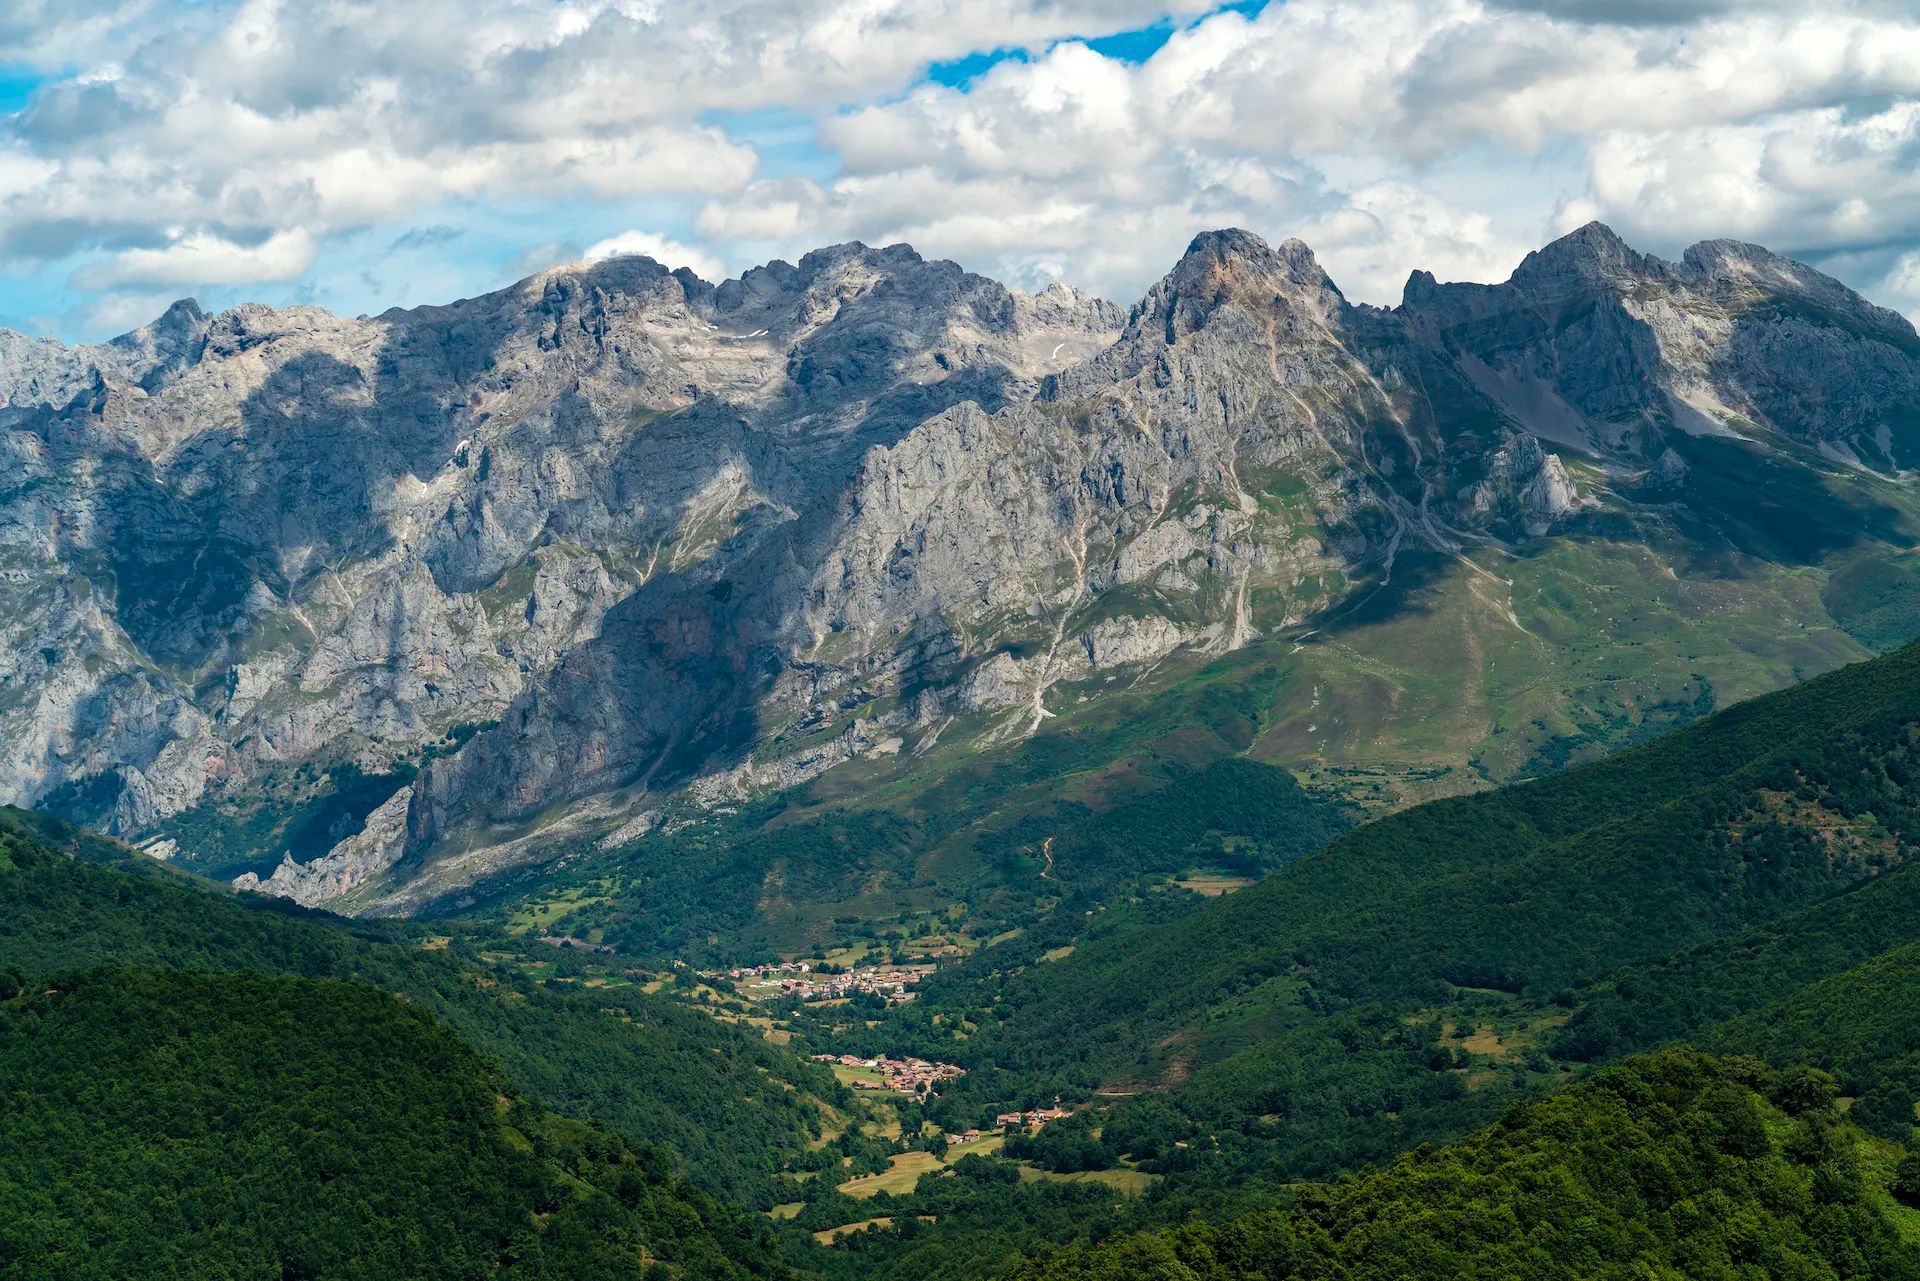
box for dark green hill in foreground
[0,967,791,1281]
[0,812,830,1202]
[1013,1051,1920,1281]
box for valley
[12,0,1920,1275]
[403,633,1920,1274]
[13,631,1920,1275]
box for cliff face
[6,224,1918,909]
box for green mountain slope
[1707,942,1920,1115]
[0,967,792,1281]
[468,754,1350,965]
[1010,1051,1920,1281]
[1552,860,1920,1067]
[0,814,832,1203]
[911,639,1920,1095]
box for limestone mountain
[4,223,1918,912]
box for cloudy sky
[2,0,1918,341]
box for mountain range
[7,222,1920,915]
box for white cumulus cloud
[73,228,317,289]
[6,0,1920,334]
[583,230,728,283]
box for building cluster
[719,960,813,980]
[994,1107,1074,1131]
[703,959,933,1003]
[812,1053,966,1095]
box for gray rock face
[3,224,1916,910]
[233,783,414,907]
[1463,433,1583,537]
[1402,222,1920,466]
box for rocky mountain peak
[1180,226,1272,262]
[106,297,212,391]
[1671,235,1841,303]
[1678,236,1793,276]
[705,240,994,332]
[1400,222,1643,312]
[1400,268,1442,308]
[518,252,703,318]
[1021,280,1125,331]
[1171,228,1337,296]
[1395,217,1920,465]
[1122,226,1347,350]
[118,296,208,340]
[1509,220,1646,292]
[795,239,924,275]
[1678,236,1920,349]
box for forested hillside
[1010,1052,1920,1280]
[0,814,833,1202]
[0,968,792,1281]
[460,753,1350,966]
[899,640,1920,1095]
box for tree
[1893,1152,1920,1209]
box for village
[709,959,935,1005]
[489,937,1163,1229]
[810,1053,1075,1146]
[934,1106,1076,1148]
[810,1052,967,1096]
[995,1106,1075,1130]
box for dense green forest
[0,814,834,1203]
[981,755,1351,886]
[1551,860,1920,1066]
[0,967,792,1281]
[1011,1051,1920,1280]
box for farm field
[1016,1166,1159,1195]
[812,1215,937,1245]
[839,1135,1007,1198]
[1172,875,1255,896]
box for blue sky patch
[925,48,1027,89]
[0,66,45,115]
[705,108,838,182]
[925,3,1270,88]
